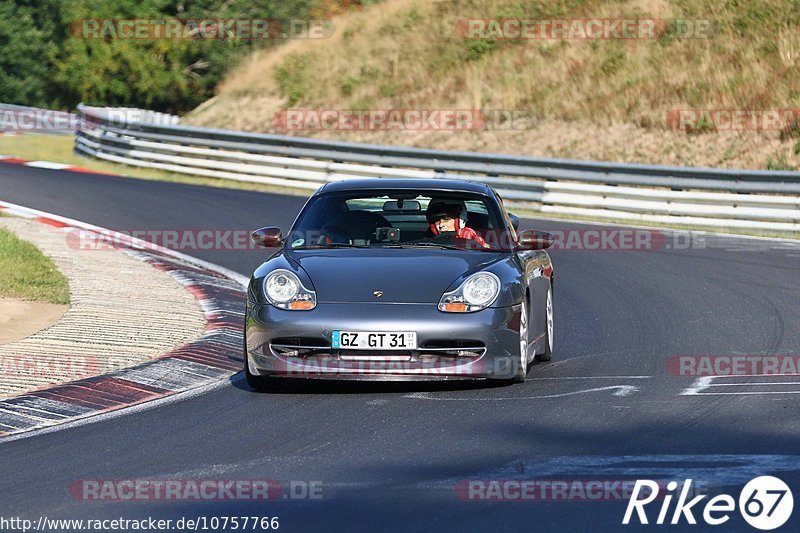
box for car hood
[286,248,507,304]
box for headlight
[438,272,500,313]
[263,269,317,310]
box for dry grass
[186,0,800,169]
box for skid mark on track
[417,454,800,491]
[681,374,800,396]
[404,385,640,401]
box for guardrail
[1,103,79,135]
[75,103,800,232]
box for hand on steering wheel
[318,226,351,245]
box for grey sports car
[244,178,554,387]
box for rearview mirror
[251,227,283,248]
[383,200,421,211]
[508,213,520,231]
[517,230,554,250]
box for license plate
[332,331,417,350]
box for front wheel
[511,298,530,383]
[535,286,554,362]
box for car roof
[318,178,492,195]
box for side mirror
[251,227,283,248]
[517,230,554,250]
[508,213,520,231]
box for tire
[535,285,554,362]
[511,297,530,383]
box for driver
[426,199,488,248]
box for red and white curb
[0,200,248,439]
[0,155,118,175]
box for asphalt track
[2,164,800,531]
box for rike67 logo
[623,476,794,530]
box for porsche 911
[244,178,554,387]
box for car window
[289,190,511,251]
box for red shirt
[457,227,488,248]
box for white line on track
[530,375,652,380]
[24,161,71,170]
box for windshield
[287,190,512,251]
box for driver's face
[433,215,456,233]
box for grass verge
[0,226,70,304]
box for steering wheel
[318,225,351,245]
[425,232,457,245]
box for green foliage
[0,2,58,107]
[465,39,497,61]
[275,53,314,106]
[599,48,625,76]
[402,7,423,29]
[765,155,795,171]
[780,117,800,142]
[0,226,70,304]
[350,95,373,111]
[727,0,800,37]
[0,0,371,113]
[340,77,356,96]
[378,82,398,97]
[685,115,718,134]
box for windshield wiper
[379,242,466,251]
[295,243,369,249]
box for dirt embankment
[186,0,800,170]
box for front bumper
[245,301,523,380]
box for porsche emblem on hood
[373,290,384,298]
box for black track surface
[2,165,799,531]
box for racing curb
[0,154,119,175]
[0,201,248,438]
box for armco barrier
[75,104,800,232]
